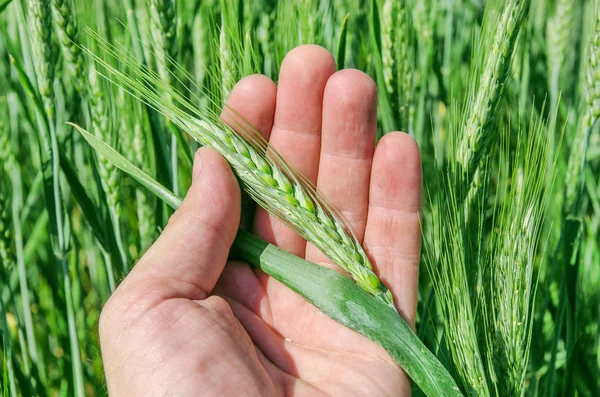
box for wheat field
[0,0,599,396]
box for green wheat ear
[79,30,397,310]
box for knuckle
[201,295,236,324]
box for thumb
[126,147,241,299]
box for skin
[99,45,422,396]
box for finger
[221,74,277,140]
[221,75,277,228]
[304,69,377,268]
[125,147,241,300]
[253,44,336,257]
[363,133,422,327]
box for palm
[100,45,421,397]
[214,261,409,396]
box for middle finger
[304,69,378,267]
[252,45,336,257]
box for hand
[99,45,422,397]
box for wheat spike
[565,2,600,212]
[457,0,530,179]
[29,0,56,119]
[51,0,85,89]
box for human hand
[99,45,422,396]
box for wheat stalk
[0,169,14,270]
[150,0,177,86]
[89,67,119,213]
[583,7,600,129]
[459,0,530,227]
[381,0,395,95]
[89,67,129,271]
[457,0,530,180]
[0,106,14,268]
[428,2,532,394]
[547,0,573,101]
[51,0,85,89]
[0,104,12,173]
[149,0,182,194]
[394,0,413,132]
[29,0,56,119]
[132,106,156,252]
[485,120,549,395]
[82,35,397,309]
[219,0,240,102]
[23,2,88,393]
[426,191,491,397]
[0,96,12,266]
[565,1,600,213]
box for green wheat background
[0,0,599,396]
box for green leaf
[73,122,463,396]
[0,0,13,14]
[70,123,182,210]
[9,55,48,133]
[58,152,108,252]
[370,0,381,55]
[336,13,349,70]
[367,1,395,137]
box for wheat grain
[565,2,600,212]
[583,4,600,129]
[51,0,85,89]
[219,6,235,102]
[486,120,549,395]
[547,0,574,99]
[89,67,128,271]
[430,2,532,394]
[457,0,529,179]
[381,0,395,95]
[426,190,491,397]
[150,0,177,88]
[133,111,156,252]
[394,0,413,131]
[29,0,56,119]
[459,0,529,227]
[85,8,395,304]
[89,68,118,210]
[149,0,181,194]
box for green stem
[102,251,117,294]
[9,164,43,380]
[0,297,18,397]
[60,255,85,397]
[108,206,128,276]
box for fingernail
[192,149,203,184]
